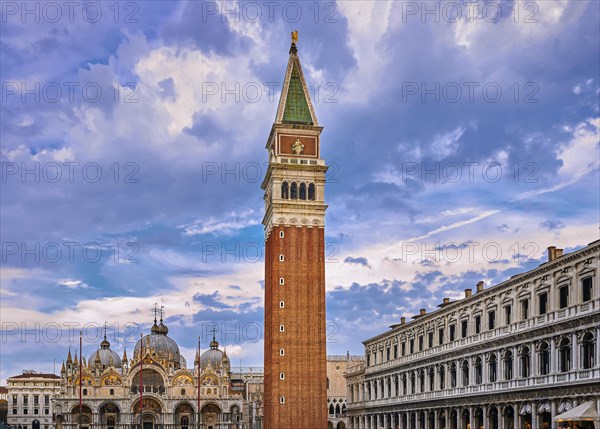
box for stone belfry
[261,30,328,429]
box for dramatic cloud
[1,0,598,377]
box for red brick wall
[264,225,327,429]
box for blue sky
[1,0,599,379]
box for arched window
[489,354,497,382]
[475,357,483,384]
[181,416,189,429]
[327,378,329,389]
[329,404,334,416]
[335,404,341,416]
[428,367,435,391]
[402,375,407,395]
[559,338,571,372]
[439,365,446,390]
[503,350,513,380]
[520,347,531,377]
[107,417,115,429]
[419,370,425,392]
[462,360,469,386]
[539,342,550,375]
[82,389,87,396]
[450,363,457,388]
[281,182,289,199]
[290,182,298,199]
[299,183,307,200]
[581,332,595,369]
[181,388,185,396]
[410,372,416,394]
[308,183,316,200]
[109,388,114,396]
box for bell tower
[261,31,328,429]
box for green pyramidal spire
[275,32,318,126]
[283,61,313,124]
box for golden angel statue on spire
[291,30,298,44]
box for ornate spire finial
[290,30,299,54]
[159,305,165,323]
[104,322,108,340]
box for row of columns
[348,328,599,403]
[347,401,568,429]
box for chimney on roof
[420,308,426,316]
[443,297,450,304]
[400,317,406,325]
[476,281,484,292]
[465,288,472,298]
[548,246,563,262]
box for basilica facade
[53,317,248,429]
[345,241,600,429]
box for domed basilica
[53,314,263,429]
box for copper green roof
[282,59,313,125]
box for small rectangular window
[582,277,593,302]
[279,325,285,332]
[280,349,285,356]
[428,332,434,348]
[280,397,285,404]
[12,395,17,405]
[475,316,481,334]
[386,348,390,361]
[461,320,468,338]
[279,278,284,285]
[409,339,414,353]
[438,328,444,344]
[34,409,38,415]
[279,301,285,308]
[488,310,496,330]
[539,293,548,315]
[449,325,456,341]
[418,336,423,351]
[521,299,529,319]
[559,285,569,309]
[401,343,406,356]
[45,409,49,415]
[280,373,285,380]
[24,409,28,415]
[279,254,284,262]
[279,231,284,238]
[504,305,512,324]
[393,344,398,359]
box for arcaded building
[345,241,600,429]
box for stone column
[391,375,396,398]
[531,404,538,429]
[550,339,557,374]
[551,402,557,429]
[571,332,578,371]
[469,407,475,429]
[483,406,489,429]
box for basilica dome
[89,336,122,369]
[200,336,229,369]
[134,319,181,369]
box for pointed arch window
[281,182,289,199]
[299,183,306,200]
[308,183,316,200]
[290,182,298,199]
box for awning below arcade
[554,401,598,422]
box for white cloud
[58,279,90,289]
